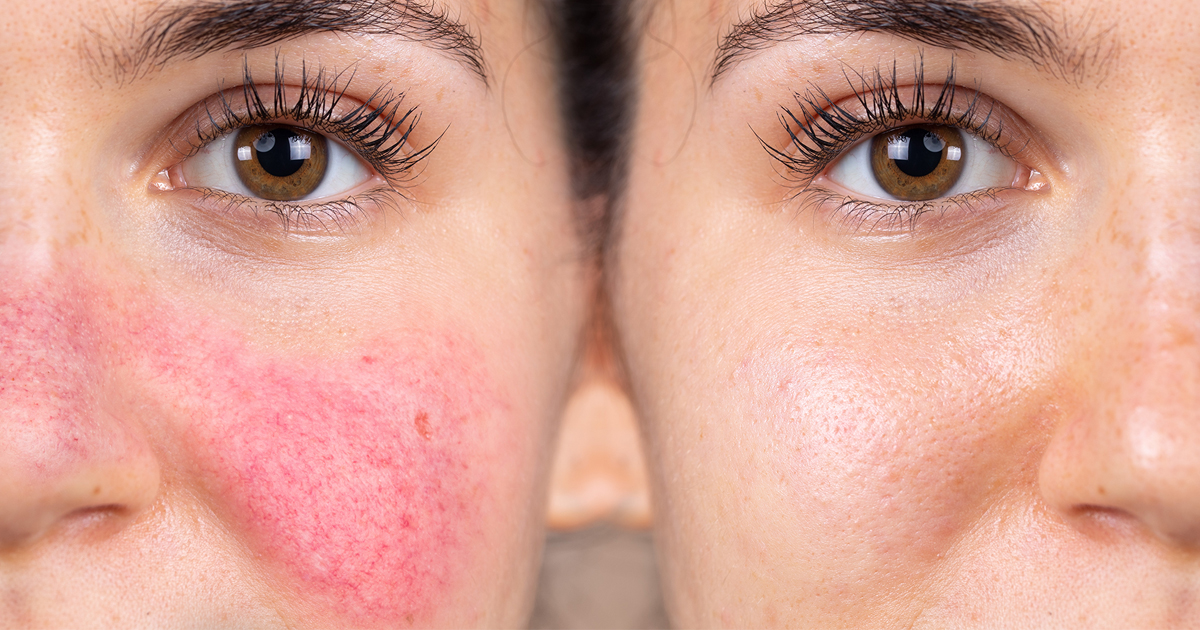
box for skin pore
[0,0,587,627]
[613,0,1200,627]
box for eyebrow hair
[87,0,486,84]
[712,0,1116,83]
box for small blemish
[361,356,376,364]
[92,485,101,495]
[414,411,432,440]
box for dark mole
[414,411,432,440]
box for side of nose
[0,273,160,550]
[1039,216,1200,548]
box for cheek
[111,287,511,623]
[739,327,1050,582]
[171,333,499,624]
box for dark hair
[548,0,638,254]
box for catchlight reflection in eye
[827,124,1020,202]
[175,124,373,202]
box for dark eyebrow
[712,0,1116,83]
[87,0,486,84]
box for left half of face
[0,0,586,627]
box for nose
[0,273,160,550]
[1039,217,1200,549]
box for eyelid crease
[179,54,439,184]
[755,55,1053,236]
[153,53,440,237]
[759,55,1025,183]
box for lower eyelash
[800,186,1006,233]
[761,56,1005,182]
[194,186,402,235]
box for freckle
[92,486,101,495]
[1097,485,1107,496]
[415,411,432,440]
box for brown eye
[233,125,329,201]
[869,125,964,201]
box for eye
[825,124,1022,202]
[175,124,374,202]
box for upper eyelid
[761,68,1031,182]
[170,58,435,184]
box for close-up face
[614,0,1200,626]
[0,0,586,627]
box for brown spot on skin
[92,485,100,495]
[415,411,432,440]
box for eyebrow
[712,0,1116,83]
[88,0,486,84]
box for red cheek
[174,331,497,625]
[1,264,507,626]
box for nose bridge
[1106,115,1200,416]
[0,264,160,549]
[0,63,101,251]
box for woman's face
[0,0,584,626]
[615,0,1200,626]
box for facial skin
[0,0,586,626]
[613,0,1200,626]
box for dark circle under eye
[233,125,328,201]
[869,125,965,201]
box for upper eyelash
[186,55,437,183]
[761,57,1011,181]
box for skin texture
[0,0,586,627]
[614,0,1200,626]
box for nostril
[1060,504,1142,540]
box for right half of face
[0,0,585,627]
[614,0,1200,626]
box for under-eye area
[150,56,437,235]
[759,58,1049,234]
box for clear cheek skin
[0,258,508,626]
[729,302,1055,615]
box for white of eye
[180,129,373,201]
[826,128,1018,202]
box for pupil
[255,128,305,178]
[893,128,942,178]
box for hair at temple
[549,0,638,254]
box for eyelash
[763,57,1019,185]
[173,57,436,231]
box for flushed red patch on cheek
[171,332,496,625]
[2,263,510,625]
[155,322,505,625]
